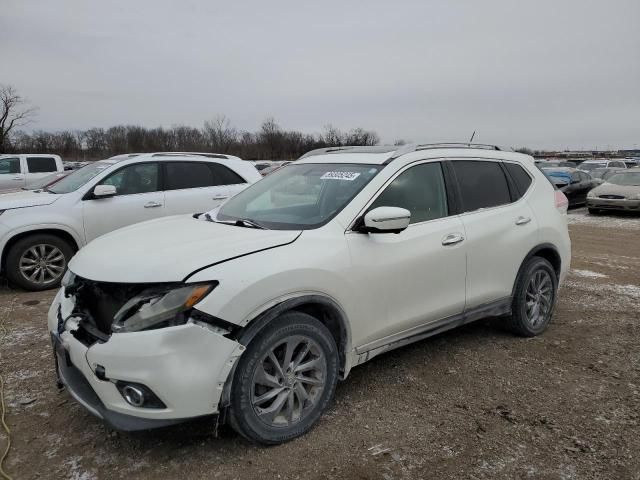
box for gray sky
[2,0,639,149]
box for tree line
[3,115,380,161]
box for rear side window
[369,162,448,224]
[452,161,511,213]
[209,163,246,185]
[27,157,57,173]
[165,162,214,190]
[504,163,533,199]
[0,157,20,174]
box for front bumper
[587,198,640,211]
[48,290,244,430]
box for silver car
[587,169,640,214]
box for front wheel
[508,257,558,337]
[5,234,74,291]
[228,312,339,444]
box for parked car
[578,159,627,173]
[535,160,578,168]
[587,169,640,214]
[0,153,260,290]
[542,167,598,207]
[590,167,627,185]
[50,143,570,444]
[0,154,65,192]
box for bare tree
[0,85,37,152]
[203,115,238,152]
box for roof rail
[299,145,397,159]
[388,143,502,160]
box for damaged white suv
[49,144,571,444]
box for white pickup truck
[0,154,65,192]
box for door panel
[164,185,230,215]
[0,157,25,190]
[82,162,164,242]
[345,161,466,349]
[346,216,467,348]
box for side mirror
[361,207,411,234]
[93,184,117,198]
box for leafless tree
[203,115,238,152]
[0,85,37,152]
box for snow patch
[570,269,607,278]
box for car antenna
[468,131,476,145]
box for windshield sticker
[321,171,361,181]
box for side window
[504,162,533,199]
[369,162,448,224]
[452,161,511,212]
[570,173,581,183]
[26,157,57,173]
[165,162,214,190]
[100,163,159,195]
[579,172,590,181]
[209,163,246,185]
[0,158,21,174]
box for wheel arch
[511,243,562,298]
[1,227,81,273]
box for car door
[0,157,25,190]
[24,156,59,188]
[451,159,539,309]
[345,161,467,349]
[162,161,231,215]
[210,162,250,200]
[82,162,165,242]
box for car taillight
[555,190,569,213]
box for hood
[0,190,61,209]
[69,215,302,283]
[591,183,640,198]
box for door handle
[144,201,162,208]
[515,216,531,226]
[442,233,465,246]
[12,176,23,181]
[212,195,228,200]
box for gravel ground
[1,207,639,479]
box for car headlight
[633,193,640,200]
[61,269,76,288]
[587,191,596,198]
[112,282,217,333]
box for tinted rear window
[165,162,214,190]
[209,163,245,185]
[27,157,57,173]
[452,161,511,212]
[504,163,533,198]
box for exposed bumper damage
[48,282,246,430]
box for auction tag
[321,171,361,181]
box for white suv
[49,144,571,444]
[0,153,260,290]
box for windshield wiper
[234,218,267,229]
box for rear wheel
[228,312,339,444]
[508,257,558,337]
[5,234,74,291]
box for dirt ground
[1,208,639,480]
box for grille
[599,194,625,199]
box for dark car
[542,167,598,207]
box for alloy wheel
[251,335,327,428]
[18,244,66,285]
[525,269,553,328]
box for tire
[5,234,74,291]
[228,311,339,444]
[588,208,600,214]
[508,256,558,337]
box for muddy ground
[1,208,639,479]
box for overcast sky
[2,0,639,149]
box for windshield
[580,163,606,171]
[216,163,382,229]
[607,172,640,186]
[47,162,112,194]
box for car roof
[296,143,532,165]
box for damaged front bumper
[48,289,245,431]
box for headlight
[587,191,596,198]
[112,282,217,333]
[634,193,640,200]
[61,269,76,288]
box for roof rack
[388,143,502,160]
[299,145,397,159]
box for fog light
[115,381,166,409]
[122,385,145,407]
